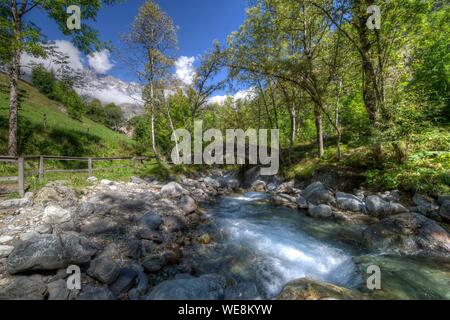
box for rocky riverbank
[0,169,449,300]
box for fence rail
[0,155,157,197]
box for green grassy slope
[0,73,135,157]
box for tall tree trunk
[335,80,342,160]
[149,82,157,155]
[314,106,324,158]
[8,3,21,157]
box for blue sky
[26,0,248,86]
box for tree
[124,0,177,155]
[3,0,119,156]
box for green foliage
[31,65,56,95]
[86,100,124,130]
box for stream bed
[184,192,450,299]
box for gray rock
[142,254,167,273]
[365,195,408,217]
[0,235,13,244]
[163,216,187,233]
[34,181,78,208]
[141,212,163,231]
[48,279,77,300]
[131,176,148,185]
[43,205,72,224]
[88,257,120,284]
[146,274,226,300]
[109,268,138,298]
[363,212,450,256]
[271,194,297,208]
[0,276,47,300]
[78,285,116,300]
[6,233,96,274]
[160,182,188,198]
[202,177,220,189]
[179,195,198,214]
[0,192,33,210]
[336,192,366,212]
[308,204,333,219]
[19,231,40,242]
[439,201,450,223]
[138,229,163,243]
[78,202,95,218]
[276,181,295,194]
[0,245,14,258]
[302,182,335,205]
[251,180,267,192]
[217,176,240,190]
[296,195,309,209]
[438,195,450,205]
[224,282,260,300]
[80,217,120,235]
[413,193,439,215]
[35,224,53,234]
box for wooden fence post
[18,157,24,197]
[88,158,93,177]
[38,156,44,181]
[133,157,137,175]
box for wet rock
[6,233,96,274]
[363,213,450,256]
[0,276,47,300]
[87,257,120,284]
[413,194,439,216]
[217,176,240,190]
[296,196,308,209]
[276,181,295,194]
[146,274,226,300]
[179,195,198,214]
[276,278,363,300]
[160,182,188,198]
[0,245,14,258]
[308,204,333,219]
[0,192,33,210]
[365,195,408,217]
[109,268,138,298]
[34,181,78,208]
[78,285,116,300]
[141,212,163,231]
[302,182,335,206]
[271,194,297,208]
[251,180,267,192]
[163,216,187,233]
[336,192,366,212]
[224,282,260,300]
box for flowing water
[185,192,450,299]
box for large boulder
[271,194,297,208]
[363,212,450,256]
[34,181,78,208]
[6,233,96,274]
[308,204,333,219]
[47,279,78,300]
[365,195,408,217]
[108,268,138,298]
[0,276,47,300]
[43,205,73,225]
[275,278,363,300]
[163,216,187,233]
[160,182,188,198]
[412,193,439,216]
[302,182,335,206]
[335,192,366,212]
[146,274,226,300]
[0,245,14,258]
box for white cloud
[88,50,114,74]
[174,56,196,86]
[209,87,257,105]
[21,40,84,73]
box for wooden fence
[0,155,157,197]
